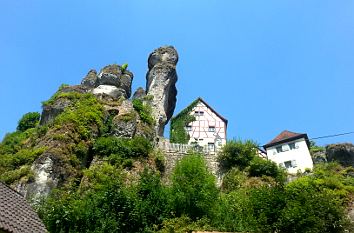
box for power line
[309,131,354,141]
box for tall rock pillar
[146,46,178,137]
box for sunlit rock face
[146,46,178,137]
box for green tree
[218,139,258,171]
[170,153,218,220]
[16,112,40,132]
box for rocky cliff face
[146,46,178,137]
[326,143,354,167]
[12,46,178,200]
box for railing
[157,141,217,154]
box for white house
[263,130,314,173]
[172,97,228,152]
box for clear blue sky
[1,0,354,146]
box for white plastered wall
[266,138,314,173]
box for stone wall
[159,140,223,186]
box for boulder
[146,46,178,136]
[92,85,126,99]
[40,98,72,125]
[81,69,98,88]
[132,87,146,100]
[95,64,133,98]
[326,143,354,167]
[110,100,137,138]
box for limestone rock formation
[81,69,98,88]
[81,64,133,99]
[326,143,354,167]
[132,87,146,100]
[146,46,178,136]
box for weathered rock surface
[111,100,137,138]
[132,87,146,100]
[146,46,178,136]
[40,98,72,125]
[81,69,98,88]
[326,143,354,167]
[40,85,89,125]
[92,85,126,99]
[81,64,133,99]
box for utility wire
[309,131,354,141]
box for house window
[208,126,215,132]
[289,142,296,150]
[284,161,292,168]
[284,160,297,168]
[194,111,204,116]
[276,146,283,153]
[208,143,215,151]
[199,138,204,141]
[186,125,192,131]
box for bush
[277,177,348,233]
[218,139,258,171]
[132,99,154,125]
[93,136,152,160]
[17,112,41,132]
[170,153,218,220]
[249,156,285,182]
[221,167,247,193]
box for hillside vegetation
[1,110,353,233]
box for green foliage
[169,100,198,144]
[277,177,348,233]
[0,147,46,184]
[132,99,154,125]
[249,156,286,182]
[0,131,29,155]
[54,93,104,139]
[218,139,258,171]
[221,167,247,192]
[157,216,211,233]
[170,153,218,220]
[121,63,128,72]
[39,166,170,233]
[17,112,41,132]
[93,136,152,160]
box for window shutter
[291,160,297,167]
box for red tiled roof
[264,130,308,148]
[0,182,47,233]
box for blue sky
[1,0,354,146]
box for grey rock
[326,143,354,167]
[110,100,137,138]
[111,119,137,138]
[120,72,133,98]
[81,69,98,88]
[148,46,178,69]
[95,64,133,98]
[146,46,179,137]
[97,71,121,87]
[132,87,146,100]
[40,98,72,125]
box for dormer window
[194,111,204,116]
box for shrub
[170,153,218,219]
[93,136,152,160]
[249,156,286,182]
[17,112,41,132]
[218,139,258,171]
[221,167,247,193]
[132,99,154,125]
